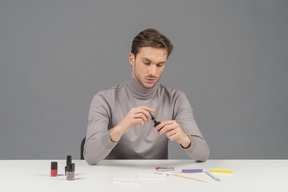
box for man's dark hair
[131,28,173,58]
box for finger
[134,113,148,124]
[135,108,153,120]
[162,124,177,131]
[169,134,181,143]
[140,106,155,113]
[155,121,173,131]
[133,107,153,115]
[158,125,176,136]
[143,110,152,120]
[135,109,151,120]
[158,121,180,136]
[156,122,167,135]
[158,125,170,136]
[166,129,178,138]
[134,118,145,126]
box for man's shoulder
[158,84,192,110]
[158,83,185,97]
[89,81,128,108]
[95,80,128,98]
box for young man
[84,28,210,165]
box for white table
[1,159,287,192]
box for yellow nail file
[211,168,233,173]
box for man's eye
[144,62,150,65]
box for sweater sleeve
[174,92,210,162]
[84,93,117,165]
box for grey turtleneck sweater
[84,78,210,165]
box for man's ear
[129,53,135,66]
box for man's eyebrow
[142,57,166,64]
[142,58,152,62]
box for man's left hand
[156,120,191,148]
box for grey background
[1,0,287,160]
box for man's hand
[110,106,154,142]
[156,120,191,148]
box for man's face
[129,47,167,89]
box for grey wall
[1,0,287,160]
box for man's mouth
[145,77,157,83]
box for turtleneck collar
[127,77,159,99]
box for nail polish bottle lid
[67,163,75,172]
[66,155,72,165]
[51,162,58,170]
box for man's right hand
[109,106,154,142]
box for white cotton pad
[138,174,167,178]
[112,177,141,184]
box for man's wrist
[109,125,124,142]
[180,134,191,149]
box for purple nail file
[182,169,203,173]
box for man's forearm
[109,124,125,142]
[184,135,210,162]
[84,131,117,165]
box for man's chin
[142,81,157,89]
[134,75,158,88]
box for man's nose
[148,65,157,75]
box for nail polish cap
[66,155,72,165]
[67,163,75,172]
[51,162,58,170]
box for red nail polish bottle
[51,162,58,177]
